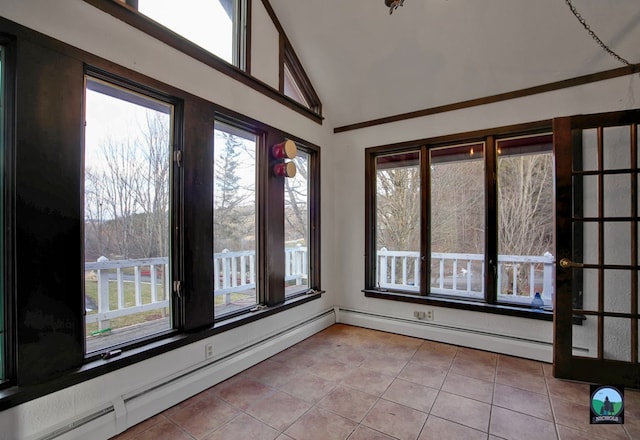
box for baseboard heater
[336,307,554,363]
[35,308,335,440]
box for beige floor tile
[246,391,312,431]
[493,383,553,421]
[285,407,357,440]
[418,415,487,440]
[166,394,240,438]
[340,366,395,396]
[202,413,279,440]
[441,372,494,403]
[362,399,428,440]
[382,378,438,413]
[317,385,378,422]
[279,371,337,403]
[430,391,491,432]
[489,406,557,440]
[398,361,448,389]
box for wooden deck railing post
[97,268,111,331]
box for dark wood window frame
[82,0,323,124]
[364,121,555,321]
[0,35,16,389]
[0,16,322,410]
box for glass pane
[84,78,173,354]
[582,222,598,265]
[139,0,237,64]
[579,175,598,218]
[603,270,631,314]
[603,126,630,170]
[580,128,598,171]
[214,122,257,315]
[603,317,631,362]
[573,315,598,358]
[497,136,554,307]
[430,144,484,299]
[603,174,631,217]
[376,152,420,292]
[285,150,310,297]
[580,268,599,312]
[284,63,310,109]
[604,222,631,265]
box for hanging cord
[564,0,632,67]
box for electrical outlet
[205,342,214,359]
[414,309,434,321]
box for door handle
[559,258,583,269]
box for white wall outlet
[414,309,434,321]
[205,342,214,359]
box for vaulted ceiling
[269,0,640,129]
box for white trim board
[335,307,553,363]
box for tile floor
[111,324,639,440]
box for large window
[84,76,174,355]
[213,122,257,316]
[366,133,554,313]
[1,17,322,404]
[285,150,310,296]
[134,0,245,67]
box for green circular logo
[591,386,623,417]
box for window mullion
[421,145,430,297]
[485,136,498,304]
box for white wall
[331,74,640,363]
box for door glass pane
[580,268,599,312]
[138,0,239,65]
[603,126,630,170]
[375,152,420,293]
[604,174,631,217]
[579,175,598,218]
[573,316,598,358]
[603,270,631,314]
[285,150,309,297]
[604,222,631,265]
[430,144,484,299]
[604,317,631,362]
[580,128,599,171]
[497,135,554,307]
[213,122,257,315]
[84,78,173,354]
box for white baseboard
[37,308,335,440]
[336,307,553,363]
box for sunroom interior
[0,0,639,439]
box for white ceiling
[269,0,640,129]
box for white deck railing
[85,257,170,331]
[85,246,308,331]
[377,249,554,305]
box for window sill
[363,289,553,321]
[0,290,323,411]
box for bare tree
[376,165,421,252]
[84,110,171,260]
[284,154,309,243]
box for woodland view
[376,142,554,297]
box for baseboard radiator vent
[34,308,335,440]
[335,307,553,363]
